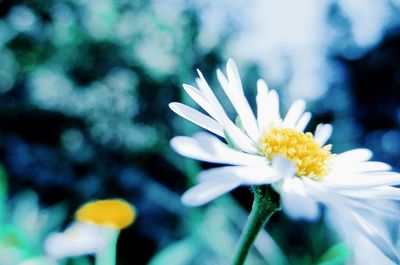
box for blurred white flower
[44,222,108,259]
[170,59,400,263]
[44,199,135,260]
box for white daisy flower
[44,222,109,259]
[44,199,135,260]
[170,59,400,263]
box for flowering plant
[170,59,400,264]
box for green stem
[231,186,280,265]
[95,229,120,265]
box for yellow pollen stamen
[75,199,136,229]
[259,126,333,180]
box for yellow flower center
[259,126,333,180]
[75,199,136,229]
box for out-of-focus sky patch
[194,0,400,103]
[338,0,393,49]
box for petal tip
[181,192,205,207]
[168,102,178,111]
[227,57,235,66]
[272,155,296,179]
[257,79,269,91]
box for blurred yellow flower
[75,199,135,230]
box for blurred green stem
[95,229,120,265]
[231,186,280,265]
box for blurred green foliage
[0,167,66,265]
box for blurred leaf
[0,226,29,251]
[71,257,92,265]
[0,165,8,222]
[10,190,67,256]
[18,256,58,265]
[0,225,30,264]
[196,205,236,260]
[316,243,350,265]
[289,256,313,265]
[148,239,199,265]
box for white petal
[281,178,320,221]
[333,148,373,164]
[350,211,400,263]
[225,60,255,122]
[326,172,400,188]
[256,79,270,130]
[226,58,245,93]
[222,121,259,154]
[197,165,279,185]
[333,191,400,220]
[272,155,297,179]
[195,71,232,126]
[344,231,396,265]
[363,200,400,220]
[170,133,266,166]
[267,90,281,125]
[337,189,392,202]
[193,132,264,164]
[182,84,219,121]
[330,161,392,176]
[45,222,107,259]
[314,123,332,145]
[196,71,257,153]
[169,102,224,137]
[351,161,391,172]
[195,71,226,116]
[282,100,306,128]
[306,180,400,255]
[216,61,259,140]
[368,186,400,200]
[294,112,312,132]
[305,179,400,220]
[181,179,241,206]
[327,207,399,265]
